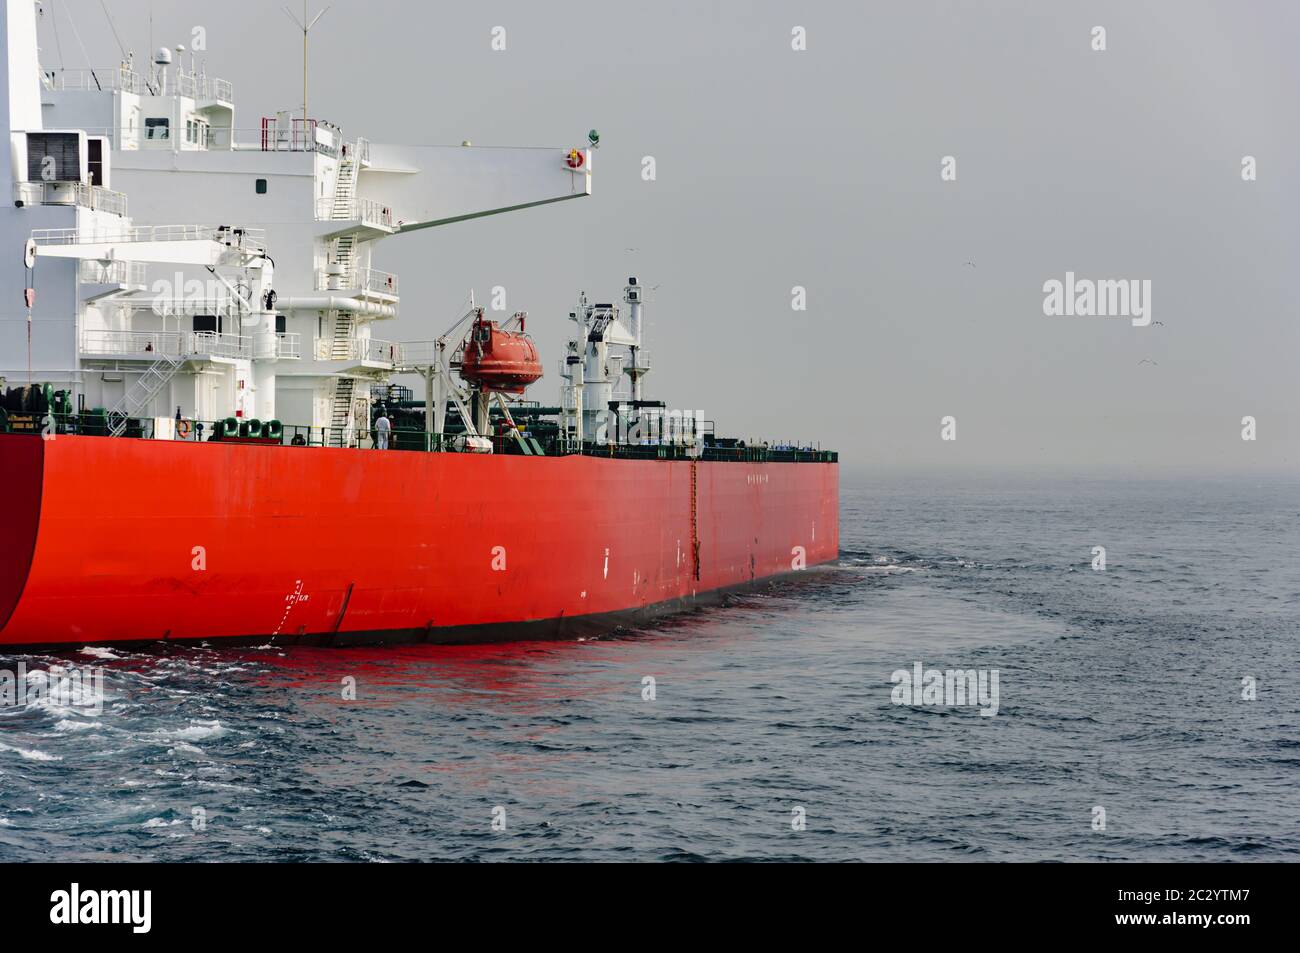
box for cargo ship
[0,0,837,649]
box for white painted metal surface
[0,0,591,437]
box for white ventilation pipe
[277,297,396,318]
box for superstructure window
[185,118,209,147]
[255,178,268,194]
[145,118,170,141]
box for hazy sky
[38,0,1300,474]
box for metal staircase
[329,376,355,447]
[327,235,360,362]
[329,309,355,360]
[332,234,357,285]
[108,355,185,436]
[325,155,364,447]
[331,158,358,219]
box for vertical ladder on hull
[329,376,355,447]
[689,459,701,581]
[108,355,185,436]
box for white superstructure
[0,0,590,443]
[558,277,697,449]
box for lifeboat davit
[458,316,543,394]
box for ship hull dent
[0,434,840,649]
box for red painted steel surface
[0,435,43,633]
[0,434,838,646]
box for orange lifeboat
[458,316,543,394]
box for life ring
[176,419,192,439]
[565,149,584,170]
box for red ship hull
[0,434,838,649]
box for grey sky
[42,0,1299,474]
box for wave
[0,741,61,761]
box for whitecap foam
[0,741,62,762]
[154,720,228,743]
[52,719,98,733]
[78,646,122,660]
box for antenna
[282,2,330,121]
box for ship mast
[282,2,329,121]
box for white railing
[78,259,147,286]
[40,67,232,102]
[365,338,399,364]
[351,137,371,165]
[175,71,233,102]
[315,197,396,230]
[314,267,399,295]
[30,224,266,252]
[80,329,251,360]
[41,66,143,95]
[274,333,302,359]
[250,332,302,360]
[210,78,234,103]
[14,181,128,216]
[251,117,342,155]
[139,299,245,322]
[394,341,439,367]
[360,268,399,295]
[313,337,398,364]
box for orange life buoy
[176,419,192,439]
[565,149,584,170]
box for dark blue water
[2,474,1297,861]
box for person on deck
[375,407,391,450]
